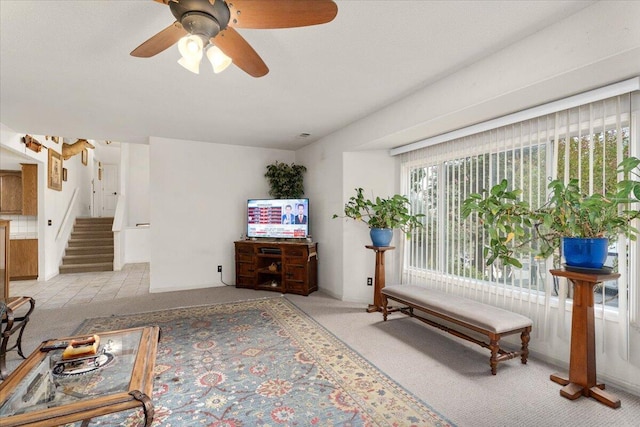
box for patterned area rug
[73,297,453,426]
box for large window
[400,93,636,314]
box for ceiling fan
[130,0,338,77]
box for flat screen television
[247,198,309,239]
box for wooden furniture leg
[549,269,621,408]
[365,245,395,313]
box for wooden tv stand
[234,240,318,296]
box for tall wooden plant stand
[549,269,621,408]
[365,245,394,313]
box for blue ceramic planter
[562,237,608,268]
[370,228,393,247]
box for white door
[101,164,118,217]
[92,160,102,217]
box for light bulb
[178,35,203,61]
[186,39,200,54]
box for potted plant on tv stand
[264,161,307,198]
[461,156,640,272]
[333,188,424,247]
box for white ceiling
[0,0,595,150]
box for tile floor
[10,263,150,309]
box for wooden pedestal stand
[549,269,621,408]
[365,245,395,313]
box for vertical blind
[399,92,638,359]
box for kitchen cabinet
[0,164,37,215]
[21,164,37,216]
[0,171,22,214]
[9,239,38,280]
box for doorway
[92,161,119,217]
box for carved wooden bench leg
[520,327,531,365]
[489,335,499,375]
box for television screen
[247,198,309,239]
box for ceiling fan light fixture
[177,56,201,74]
[206,45,232,73]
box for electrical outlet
[367,277,373,286]
[217,265,222,273]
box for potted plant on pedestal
[333,188,424,247]
[461,157,640,271]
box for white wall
[126,143,150,227]
[118,142,151,265]
[148,136,295,293]
[294,136,345,299]
[123,227,150,264]
[340,151,399,303]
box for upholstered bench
[382,284,532,375]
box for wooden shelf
[256,268,280,275]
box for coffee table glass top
[0,328,143,417]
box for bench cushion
[382,285,532,334]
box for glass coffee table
[0,326,160,427]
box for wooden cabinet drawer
[285,281,306,294]
[284,264,306,282]
[284,247,306,258]
[237,262,255,276]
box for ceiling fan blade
[213,27,269,77]
[130,22,187,58]
[228,0,338,29]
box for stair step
[68,238,114,247]
[75,217,114,224]
[73,224,112,231]
[62,254,113,264]
[59,262,113,274]
[71,231,113,239]
[65,245,114,255]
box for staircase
[60,217,114,274]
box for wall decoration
[22,135,42,153]
[62,168,68,182]
[48,149,63,191]
[62,139,94,160]
[81,148,88,166]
